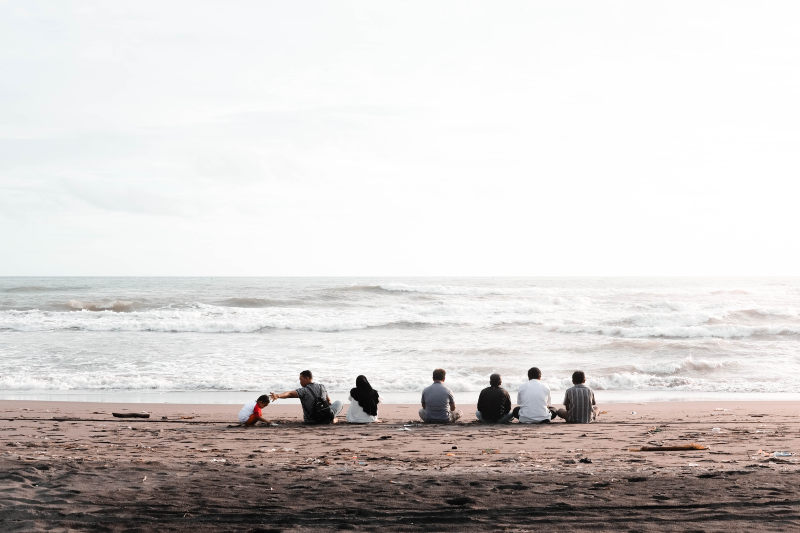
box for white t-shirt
[346,395,379,423]
[516,379,552,423]
[238,401,256,423]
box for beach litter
[772,451,794,457]
[630,443,708,452]
[112,412,150,419]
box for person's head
[528,367,542,380]
[299,369,313,386]
[572,370,586,384]
[356,375,372,389]
[489,373,502,387]
[256,394,271,407]
[432,368,446,382]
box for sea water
[1,277,799,404]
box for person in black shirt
[476,373,514,423]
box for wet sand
[1,400,798,531]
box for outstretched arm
[270,390,299,401]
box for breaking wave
[63,300,138,313]
[3,276,800,399]
[555,323,800,339]
[215,297,302,308]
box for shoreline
[2,398,800,420]
[4,389,800,406]
[2,399,798,531]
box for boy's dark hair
[489,373,501,387]
[257,394,270,405]
[300,370,313,379]
[432,368,446,381]
[528,367,541,380]
[572,370,586,384]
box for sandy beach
[0,400,798,531]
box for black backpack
[308,386,334,424]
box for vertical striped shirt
[563,384,596,423]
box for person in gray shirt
[419,368,462,423]
[270,369,343,424]
[554,370,598,423]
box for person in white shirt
[512,367,555,423]
[346,375,380,423]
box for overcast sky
[1,1,799,276]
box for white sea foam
[1,276,799,400]
[553,323,800,339]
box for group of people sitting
[237,367,597,426]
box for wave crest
[3,285,89,293]
[216,297,300,308]
[555,323,800,339]
[65,300,137,313]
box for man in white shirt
[512,367,555,423]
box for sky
[1,1,799,276]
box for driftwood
[112,412,150,419]
[630,443,708,452]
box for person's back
[238,400,258,424]
[296,381,329,423]
[563,383,595,423]
[346,399,377,423]
[421,382,452,422]
[237,395,271,426]
[347,374,380,424]
[476,373,512,423]
[515,367,552,423]
[555,370,597,423]
[419,368,461,423]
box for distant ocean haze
[1,277,799,404]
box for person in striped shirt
[554,371,598,423]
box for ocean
[1,277,799,404]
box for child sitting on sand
[238,395,272,426]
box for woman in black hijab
[346,375,380,423]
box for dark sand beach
[1,400,798,531]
